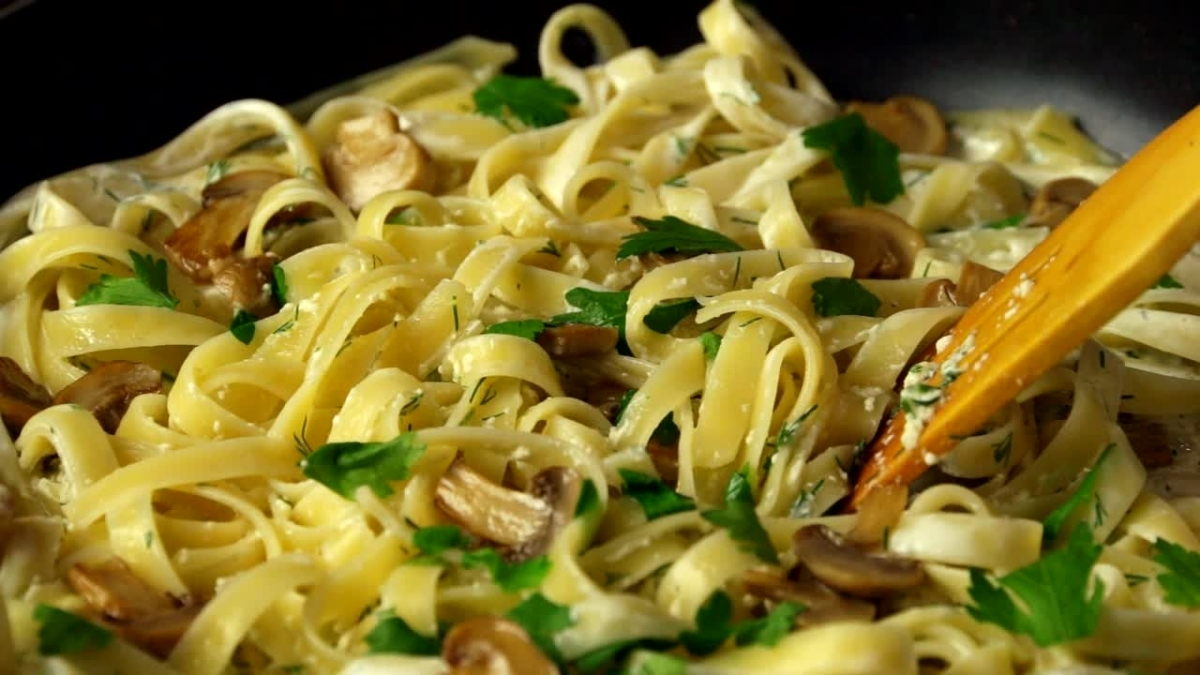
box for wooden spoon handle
[849,105,1200,509]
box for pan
[1,0,1199,673]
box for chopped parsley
[473,75,579,128]
[230,309,257,345]
[1154,274,1184,289]
[617,215,743,260]
[810,277,881,317]
[643,298,701,334]
[300,431,426,499]
[34,604,113,655]
[77,250,179,309]
[364,613,441,655]
[966,524,1104,646]
[983,214,1025,229]
[412,524,470,556]
[271,263,289,304]
[701,467,778,564]
[801,113,904,206]
[700,331,722,361]
[485,319,546,340]
[679,590,803,656]
[1153,538,1200,608]
[1042,443,1114,544]
[461,548,551,592]
[619,469,695,520]
[505,592,573,662]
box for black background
[0,0,1196,200]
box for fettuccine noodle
[1,2,1199,674]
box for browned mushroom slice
[809,208,926,279]
[536,324,619,358]
[955,261,1004,306]
[67,558,175,621]
[323,110,438,212]
[211,254,280,318]
[164,170,290,282]
[53,361,162,434]
[0,356,51,434]
[586,383,630,423]
[793,524,925,598]
[916,279,959,309]
[647,440,680,486]
[742,566,876,628]
[442,616,558,675]
[67,557,199,658]
[1026,177,1098,230]
[435,458,582,562]
[845,96,949,155]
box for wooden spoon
[848,105,1200,510]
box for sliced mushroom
[323,110,437,212]
[742,566,876,628]
[916,279,958,309]
[536,324,619,358]
[442,616,558,675]
[435,458,582,562]
[955,261,1004,306]
[792,524,925,598]
[810,208,926,279]
[67,558,175,621]
[53,361,161,434]
[845,96,949,155]
[67,557,198,658]
[211,253,279,318]
[164,170,290,282]
[0,356,51,434]
[1026,177,1097,230]
[585,383,629,423]
[646,440,680,486]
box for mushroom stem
[809,208,925,279]
[53,361,162,434]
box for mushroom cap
[53,361,162,434]
[322,110,438,212]
[1026,177,1098,230]
[441,616,558,675]
[845,96,949,155]
[809,207,926,279]
[792,524,925,598]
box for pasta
[0,1,1199,673]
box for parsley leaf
[679,590,733,656]
[630,653,689,675]
[413,525,470,556]
[1042,443,1113,544]
[461,548,551,592]
[573,638,677,674]
[810,277,881,317]
[230,309,257,345]
[983,214,1025,229]
[701,467,778,564]
[801,113,904,206]
[34,604,113,655]
[473,75,580,129]
[1153,538,1200,608]
[1155,274,1184,289]
[271,263,289,305]
[619,469,695,520]
[617,215,744,260]
[549,288,629,330]
[643,298,701,334]
[700,331,722,360]
[575,479,601,518]
[485,319,546,340]
[732,601,805,647]
[301,431,426,499]
[966,524,1104,646]
[77,250,179,309]
[364,613,441,655]
[505,592,573,661]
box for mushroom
[741,566,876,628]
[536,324,619,358]
[322,110,437,212]
[0,356,51,434]
[916,261,1004,309]
[67,557,200,658]
[792,524,925,598]
[163,170,290,283]
[646,441,679,486]
[53,361,162,434]
[211,253,279,318]
[809,207,926,279]
[441,616,558,675]
[1025,177,1098,230]
[845,96,949,155]
[586,383,629,423]
[435,458,582,562]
